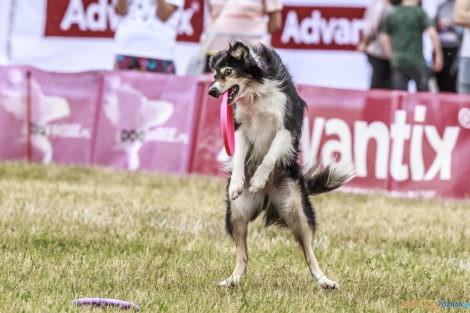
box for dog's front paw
[229,180,244,200]
[249,164,271,194]
[318,276,339,290]
[217,276,239,287]
[249,174,267,194]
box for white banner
[10,0,115,71]
[0,0,11,64]
[5,0,444,89]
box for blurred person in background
[358,0,396,89]
[454,0,470,94]
[201,0,283,72]
[381,0,443,91]
[114,0,183,73]
[435,0,463,92]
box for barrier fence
[1,66,469,199]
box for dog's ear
[209,51,223,71]
[228,42,249,60]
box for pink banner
[0,66,100,164]
[298,86,398,192]
[0,66,28,161]
[1,66,469,199]
[92,72,200,173]
[29,68,100,164]
[390,92,470,198]
[191,82,470,199]
[190,81,225,176]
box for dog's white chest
[235,87,287,163]
[239,111,279,162]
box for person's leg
[368,54,391,89]
[391,67,408,90]
[407,66,430,92]
[458,58,470,94]
[383,59,392,89]
[437,47,458,92]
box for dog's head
[208,41,264,104]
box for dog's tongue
[220,91,235,156]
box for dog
[208,41,355,289]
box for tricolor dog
[208,41,355,289]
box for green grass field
[0,162,469,313]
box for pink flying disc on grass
[71,298,141,311]
[220,91,235,156]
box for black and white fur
[208,42,355,289]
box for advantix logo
[301,105,461,181]
[272,6,365,50]
[44,0,204,42]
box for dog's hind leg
[271,178,339,290]
[218,217,248,287]
[219,190,264,287]
[296,223,339,290]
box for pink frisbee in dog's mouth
[220,91,235,156]
[71,298,141,311]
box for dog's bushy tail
[304,161,356,195]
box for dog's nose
[208,87,220,98]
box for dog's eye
[225,68,232,76]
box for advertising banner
[7,0,372,88]
[10,0,205,73]
[5,0,448,88]
[298,86,398,192]
[0,66,28,161]
[191,81,470,199]
[190,81,225,176]
[44,0,117,38]
[1,66,469,199]
[0,66,100,164]
[271,6,365,51]
[92,72,200,173]
[43,0,203,41]
[28,68,101,165]
[389,93,470,198]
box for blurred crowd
[111,0,470,94]
[359,0,470,94]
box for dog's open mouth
[227,85,239,104]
